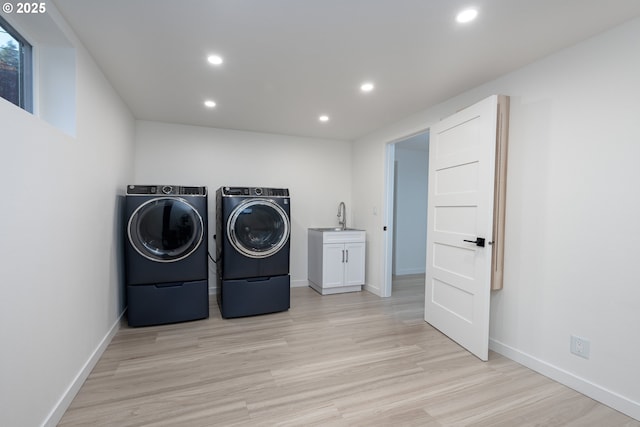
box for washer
[125,185,209,326]
[216,186,290,318]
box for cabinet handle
[346,249,349,263]
[342,250,345,263]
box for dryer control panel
[222,187,289,197]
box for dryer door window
[227,199,290,259]
[128,197,204,262]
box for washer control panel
[127,185,207,196]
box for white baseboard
[394,267,425,276]
[489,338,640,421]
[43,311,124,427]
[291,279,308,288]
[364,283,382,297]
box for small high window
[0,16,32,111]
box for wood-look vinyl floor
[59,275,639,426]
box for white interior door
[424,95,500,361]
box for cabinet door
[322,243,346,288]
[344,242,365,286]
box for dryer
[125,185,209,326]
[216,186,290,318]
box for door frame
[382,128,430,297]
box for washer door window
[128,197,204,262]
[227,199,290,259]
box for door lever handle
[463,237,486,247]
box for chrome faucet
[337,201,346,230]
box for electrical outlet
[570,335,591,359]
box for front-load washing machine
[216,186,290,318]
[125,185,209,326]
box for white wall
[0,7,135,427]
[393,144,428,275]
[134,121,352,288]
[352,17,640,419]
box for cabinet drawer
[322,230,365,244]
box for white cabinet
[308,229,365,295]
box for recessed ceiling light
[207,54,223,65]
[360,82,375,92]
[204,100,216,108]
[456,8,478,23]
[319,115,330,122]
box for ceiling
[52,0,640,141]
